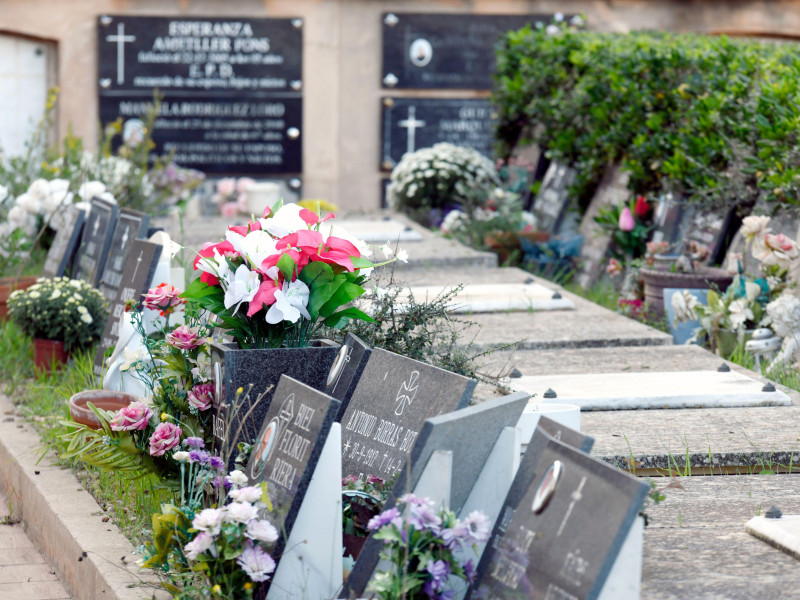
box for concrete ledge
[0,393,168,600]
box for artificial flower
[223,265,262,315]
[245,520,279,543]
[149,422,183,456]
[193,508,224,535]
[184,531,215,560]
[236,545,276,582]
[166,325,203,350]
[109,401,153,431]
[265,279,311,324]
[141,283,184,312]
[187,382,215,411]
[618,207,635,232]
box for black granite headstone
[650,192,689,250]
[467,428,648,600]
[73,198,119,287]
[339,348,476,481]
[344,392,529,598]
[98,208,151,305]
[380,97,496,170]
[244,375,340,560]
[531,162,576,235]
[683,206,738,266]
[93,240,163,377]
[97,15,303,175]
[41,206,85,279]
[382,13,551,90]
[326,333,371,420]
[209,340,340,467]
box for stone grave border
[0,392,168,600]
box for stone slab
[332,217,423,242]
[641,474,800,599]
[508,370,791,410]
[398,282,575,313]
[746,514,800,561]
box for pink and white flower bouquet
[185,201,387,348]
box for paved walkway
[0,489,72,600]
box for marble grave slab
[397,282,575,313]
[337,218,423,242]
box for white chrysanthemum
[740,215,771,241]
[765,294,800,338]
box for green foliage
[494,28,800,211]
[7,277,107,352]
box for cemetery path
[0,488,74,600]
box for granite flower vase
[32,338,70,372]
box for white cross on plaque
[106,23,136,85]
[120,225,130,248]
[131,250,144,280]
[399,106,426,154]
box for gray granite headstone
[682,206,736,266]
[650,192,689,249]
[210,340,340,467]
[325,333,371,420]
[467,428,648,600]
[531,162,576,235]
[98,208,151,305]
[339,348,476,481]
[244,375,340,565]
[74,198,119,286]
[93,240,163,377]
[344,391,529,598]
[41,206,85,279]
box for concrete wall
[1,0,799,211]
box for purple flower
[464,559,477,584]
[188,449,210,465]
[212,476,225,488]
[367,474,384,485]
[236,544,276,582]
[208,456,224,470]
[408,503,442,533]
[367,507,401,531]
[184,437,205,449]
[460,510,491,544]
[426,559,450,586]
[397,493,425,506]
[341,475,357,486]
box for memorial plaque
[98,95,303,175]
[382,13,550,90]
[536,415,594,454]
[97,15,303,175]
[74,198,119,286]
[93,240,163,377]
[339,348,476,481]
[683,206,738,266]
[344,392,529,598]
[245,375,340,559]
[531,162,576,235]
[467,429,649,600]
[650,192,689,249]
[380,97,495,169]
[209,341,340,467]
[325,333,371,420]
[98,208,150,305]
[41,206,85,279]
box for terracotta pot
[0,276,39,320]
[32,338,69,372]
[483,232,521,265]
[639,266,734,318]
[68,389,141,430]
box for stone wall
[1,0,798,211]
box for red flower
[316,236,361,272]
[261,248,309,277]
[634,196,650,220]
[247,279,280,317]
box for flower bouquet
[185,201,396,349]
[342,474,393,561]
[367,494,490,600]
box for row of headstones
[41,197,168,377]
[213,333,648,599]
[530,160,748,287]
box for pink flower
[216,178,236,197]
[109,401,153,431]
[618,207,635,232]
[299,208,319,226]
[149,422,183,456]
[221,201,239,218]
[187,382,215,411]
[141,283,184,312]
[765,233,796,253]
[606,258,623,276]
[167,325,203,350]
[236,177,255,194]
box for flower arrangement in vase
[7,277,107,369]
[184,201,405,349]
[367,494,490,600]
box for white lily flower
[258,203,307,238]
[235,230,278,268]
[197,247,231,282]
[224,265,261,315]
[379,242,393,259]
[266,279,311,324]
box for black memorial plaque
[97,15,303,175]
[339,348,476,481]
[98,208,151,305]
[326,333,371,419]
[380,97,496,170]
[209,341,340,468]
[98,95,303,175]
[531,162,575,235]
[467,429,648,600]
[382,13,550,90]
[683,207,737,266]
[536,415,594,454]
[245,375,340,560]
[74,198,119,287]
[42,206,85,279]
[93,240,163,377]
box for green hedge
[493,27,800,211]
